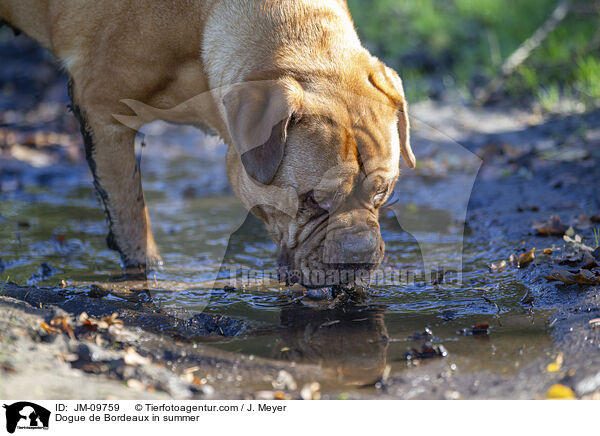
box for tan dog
[1,0,414,287]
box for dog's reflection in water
[272,304,389,386]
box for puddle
[0,122,560,392]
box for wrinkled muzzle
[279,209,385,288]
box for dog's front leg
[68,81,161,272]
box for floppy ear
[222,79,303,185]
[369,67,416,169]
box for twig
[475,0,570,105]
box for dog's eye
[373,186,388,203]
[305,191,330,211]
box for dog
[1,0,415,287]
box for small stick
[475,0,570,105]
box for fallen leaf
[545,269,600,285]
[488,260,508,273]
[61,318,75,340]
[300,382,321,400]
[543,248,553,255]
[533,215,568,236]
[124,347,151,366]
[546,353,563,373]
[458,321,492,336]
[518,248,536,268]
[581,251,599,269]
[472,322,490,335]
[40,321,61,335]
[55,352,78,363]
[102,312,123,326]
[406,343,448,360]
[563,233,594,251]
[546,384,575,399]
[49,316,75,340]
[589,318,600,329]
[273,391,289,400]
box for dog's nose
[323,230,381,265]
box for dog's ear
[369,67,415,169]
[222,78,303,185]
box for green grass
[348,0,600,108]
[594,227,599,249]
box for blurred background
[348,0,600,110]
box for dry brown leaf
[472,322,490,335]
[273,391,289,400]
[40,321,61,335]
[533,215,568,236]
[61,318,75,340]
[49,315,75,340]
[102,313,124,327]
[545,269,600,285]
[518,248,536,268]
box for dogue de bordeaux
[0,0,415,287]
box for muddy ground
[1,31,600,400]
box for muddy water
[0,122,556,391]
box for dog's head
[223,55,414,288]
